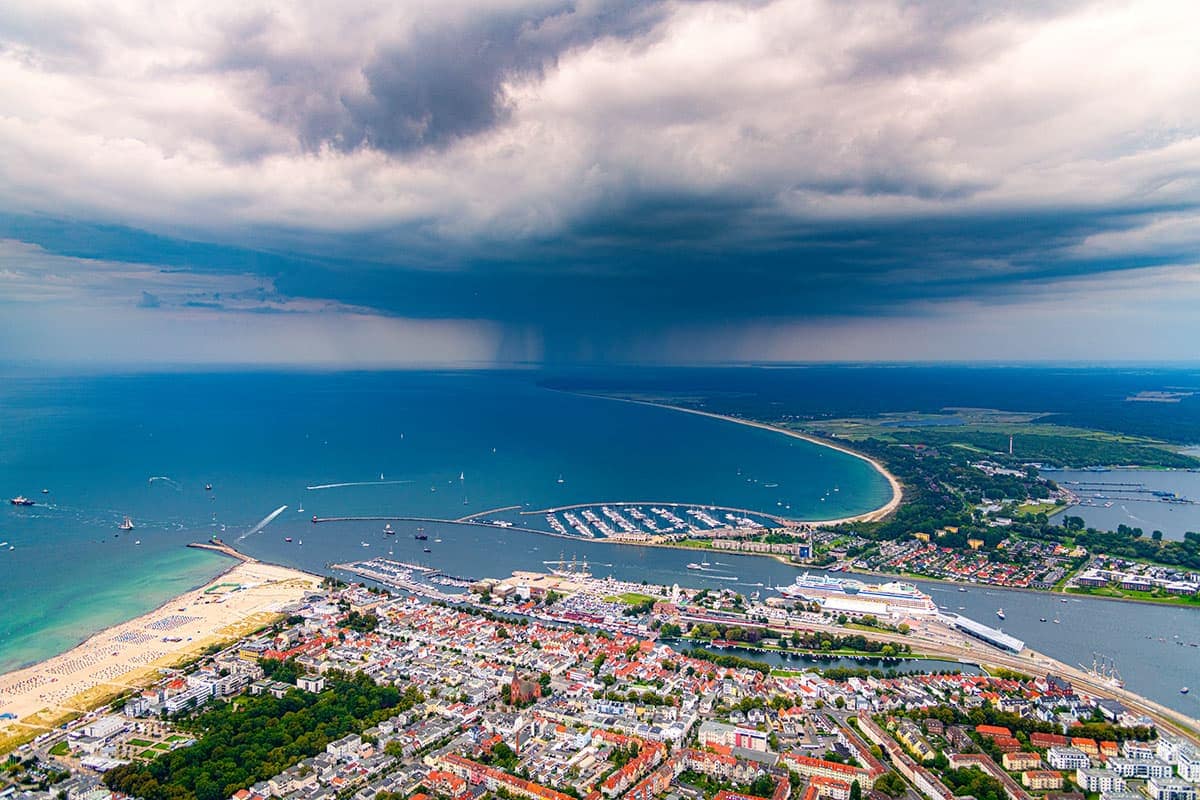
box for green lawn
[48,741,70,756]
[1067,586,1200,607]
[604,592,657,606]
[1016,500,1067,517]
[127,737,153,747]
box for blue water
[1049,469,1200,539]
[0,370,887,673]
[1,370,1196,717]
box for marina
[233,515,1200,716]
[2,371,1199,718]
[1051,468,1200,538]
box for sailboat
[557,474,565,484]
[119,516,135,531]
[380,472,385,480]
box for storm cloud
[0,0,1198,364]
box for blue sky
[1,0,1198,365]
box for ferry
[119,516,135,531]
[778,573,938,615]
[9,496,34,506]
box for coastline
[582,393,903,524]
[0,559,321,753]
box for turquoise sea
[0,370,888,674]
[1,369,1197,717]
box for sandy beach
[597,396,903,524]
[0,560,320,748]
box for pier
[457,504,522,522]
[187,538,257,562]
[522,499,793,526]
[310,514,512,529]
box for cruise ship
[778,572,938,615]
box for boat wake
[239,505,288,541]
[148,476,182,491]
[306,480,414,490]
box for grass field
[604,592,657,606]
[802,413,1198,468]
[1066,586,1200,607]
[1016,500,1067,517]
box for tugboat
[9,496,34,506]
[118,516,135,531]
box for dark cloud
[223,1,676,154]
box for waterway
[1,370,1196,718]
[238,514,1200,717]
[0,370,887,674]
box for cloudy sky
[2,0,1199,366]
